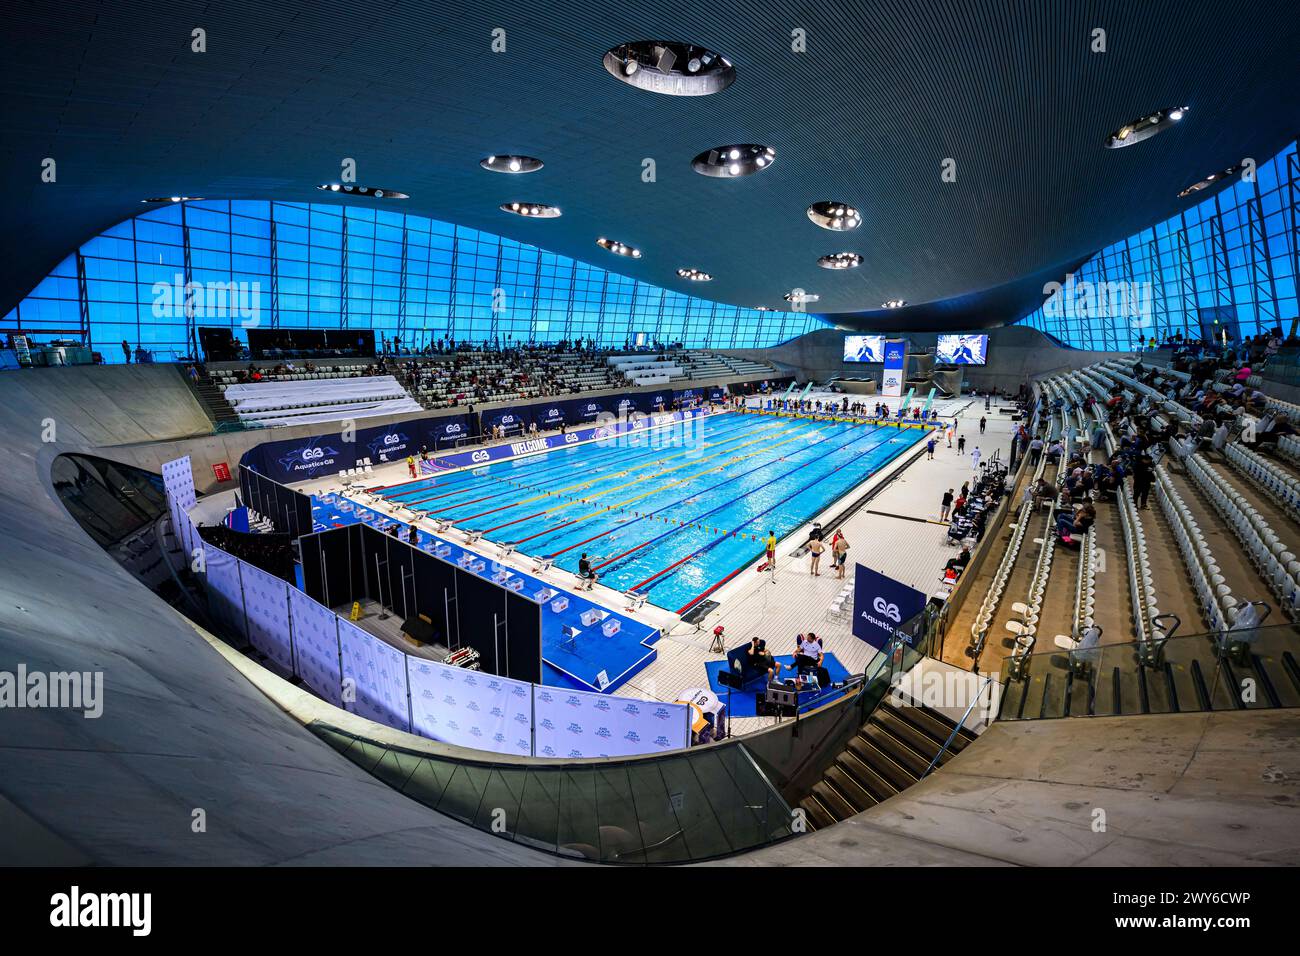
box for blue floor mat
[703,653,850,717]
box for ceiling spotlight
[818,252,863,270]
[480,155,544,174]
[677,267,713,281]
[316,184,409,199]
[881,299,907,309]
[500,202,561,218]
[603,41,736,95]
[1178,163,1245,198]
[808,201,861,231]
[597,237,643,258]
[692,144,777,178]
[754,306,773,312]
[141,196,204,203]
[1104,106,1189,148]
[784,290,820,304]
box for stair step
[835,751,898,803]
[798,795,835,831]
[810,780,856,821]
[861,722,931,778]
[885,699,978,751]
[847,734,918,791]
[824,765,876,815]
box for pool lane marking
[501,421,841,544]
[446,420,802,524]
[396,416,776,510]
[536,420,854,558]
[591,423,900,578]
[395,416,759,512]
[379,418,735,502]
[468,421,817,535]
[621,426,908,597]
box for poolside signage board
[881,339,908,398]
[852,564,928,650]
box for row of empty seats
[222,374,422,426]
[1184,452,1300,614]
[1225,441,1300,526]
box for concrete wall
[719,325,1132,394]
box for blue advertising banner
[882,339,908,398]
[852,564,928,650]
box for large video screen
[935,333,989,365]
[843,335,886,363]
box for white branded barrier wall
[532,686,691,759]
[168,453,694,760]
[203,543,247,640]
[338,618,411,733]
[161,456,199,557]
[240,561,295,673]
[407,660,533,756]
[289,587,344,708]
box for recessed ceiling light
[1104,106,1188,149]
[807,201,861,231]
[603,41,736,96]
[597,237,642,258]
[140,196,203,203]
[500,202,562,218]
[784,290,819,304]
[754,306,774,311]
[480,155,544,174]
[676,267,713,281]
[818,252,863,270]
[1178,163,1245,198]
[316,184,409,199]
[692,144,776,178]
[881,299,907,309]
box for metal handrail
[920,675,994,779]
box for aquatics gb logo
[873,596,901,622]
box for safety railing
[997,623,1300,720]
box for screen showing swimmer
[843,335,886,362]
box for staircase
[185,364,241,427]
[798,698,977,830]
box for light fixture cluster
[784,290,819,304]
[818,252,862,270]
[317,184,409,199]
[597,237,642,258]
[603,41,736,96]
[1178,163,1245,198]
[501,202,561,218]
[1104,106,1188,149]
[480,154,544,174]
[691,144,776,178]
[808,201,861,231]
[140,196,203,203]
[881,299,907,309]
[676,267,713,281]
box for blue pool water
[381,412,926,612]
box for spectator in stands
[121,340,131,364]
[1029,434,1044,464]
[1055,503,1095,541]
[944,546,971,580]
[1131,452,1154,508]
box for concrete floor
[716,708,1300,866]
